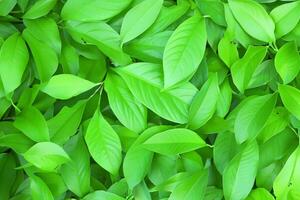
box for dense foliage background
[1,0,300,199]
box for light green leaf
[163,15,207,88]
[22,28,58,82]
[41,74,98,100]
[0,133,34,154]
[105,72,147,133]
[61,0,132,21]
[270,1,300,39]
[85,108,122,175]
[60,134,90,197]
[246,188,275,200]
[274,146,300,199]
[0,0,17,16]
[195,0,226,26]
[120,0,163,44]
[24,142,70,171]
[115,63,197,123]
[23,0,57,19]
[142,128,207,155]
[279,84,300,120]
[169,170,208,200]
[66,21,131,66]
[47,101,86,145]
[234,94,277,144]
[123,126,170,189]
[218,33,239,67]
[14,106,50,142]
[188,73,219,130]
[0,33,29,94]
[228,0,275,42]
[216,78,232,118]
[275,42,300,84]
[30,175,54,200]
[223,141,259,200]
[231,46,267,93]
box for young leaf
[0,33,29,94]
[223,141,259,200]
[104,72,147,133]
[23,0,57,19]
[115,63,197,123]
[85,108,122,175]
[218,33,239,67]
[61,0,132,21]
[24,142,70,171]
[231,46,267,93]
[142,128,207,155]
[275,42,300,84]
[120,0,163,44]
[234,94,277,144]
[270,1,300,38]
[14,106,50,142]
[163,15,207,88]
[273,147,300,199]
[188,73,220,130]
[47,101,86,145]
[41,74,98,100]
[228,0,275,42]
[278,84,300,120]
[60,134,90,197]
[30,175,54,200]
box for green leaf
[223,141,259,200]
[115,63,197,123]
[270,1,300,39]
[123,126,170,189]
[278,84,300,120]
[216,78,232,118]
[41,74,98,100]
[120,0,163,44]
[234,94,277,144]
[228,0,275,42]
[61,0,132,21]
[218,33,239,67]
[66,21,131,66]
[14,106,50,142]
[60,133,90,197]
[273,146,300,199]
[47,101,86,145]
[195,0,226,26]
[231,46,267,93]
[188,73,219,130]
[0,133,34,153]
[23,0,57,19]
[169,170,208,200]
[163,15,207,88]
[22,28,58,82]
[142,128,207,155]
[85,108,122,175]
[0,0,17,16]
[104,72,147,133]
[24,142,70,171]
[82,191,125,200]
[30,175,54,200]
[0,153,17,200]
[246,188,275,200]
[275,42,300,84]
[0,33,29,94]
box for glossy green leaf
[41,74,98,100]
[105,72,147,133]
[279,84,300,120]
[0,33,29,94]
[30,175,54,200]
[234,94,277,144]
[14,106,50,142]
[24,142,70,171]
[163,15,207,88]
[85,108,122,175]
[120,0,163,44]
[23,0,57,19]
[228,0,275,42]
[142,128,207,155]
[188,73,219,130]
[223,141,259,200]
[275,42,300,84]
